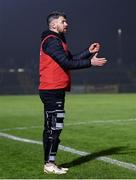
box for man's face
[51,16,68,33]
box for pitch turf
[0,94,136,179]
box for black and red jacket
[39,30,93,91]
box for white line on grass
[66,118,136,126]
[0,126,42,132]
[0,118,136,132]
[0,132,136,172]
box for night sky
[0,0,136,69]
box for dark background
[0,0,136,94]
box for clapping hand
[90,53,107,66]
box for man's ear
[50,21,56,30]
[52,23,56,29]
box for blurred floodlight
[17,68,24,72]
[117,28,122,35]
[9,69,15,73]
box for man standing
[39,11,107,175]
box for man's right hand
[90,53,107,66]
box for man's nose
[65,22,68,26]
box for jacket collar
[41,30,66,43]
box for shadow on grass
[59,146,130,168]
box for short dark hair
[47,11,66,26]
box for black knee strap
[46,110,65,130]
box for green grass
[0,94,136,178]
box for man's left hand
[89,43,100,53]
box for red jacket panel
[39,35,71,91]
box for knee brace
[46,110,65,131]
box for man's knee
[46,109,65,130]
[45,109,65,140]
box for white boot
[44,163,68,175]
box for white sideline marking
[66,118,136,126]
[0,126,42,132]
[0,132,136,172]
[0,118,136,132]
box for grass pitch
[0,94,136,179]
